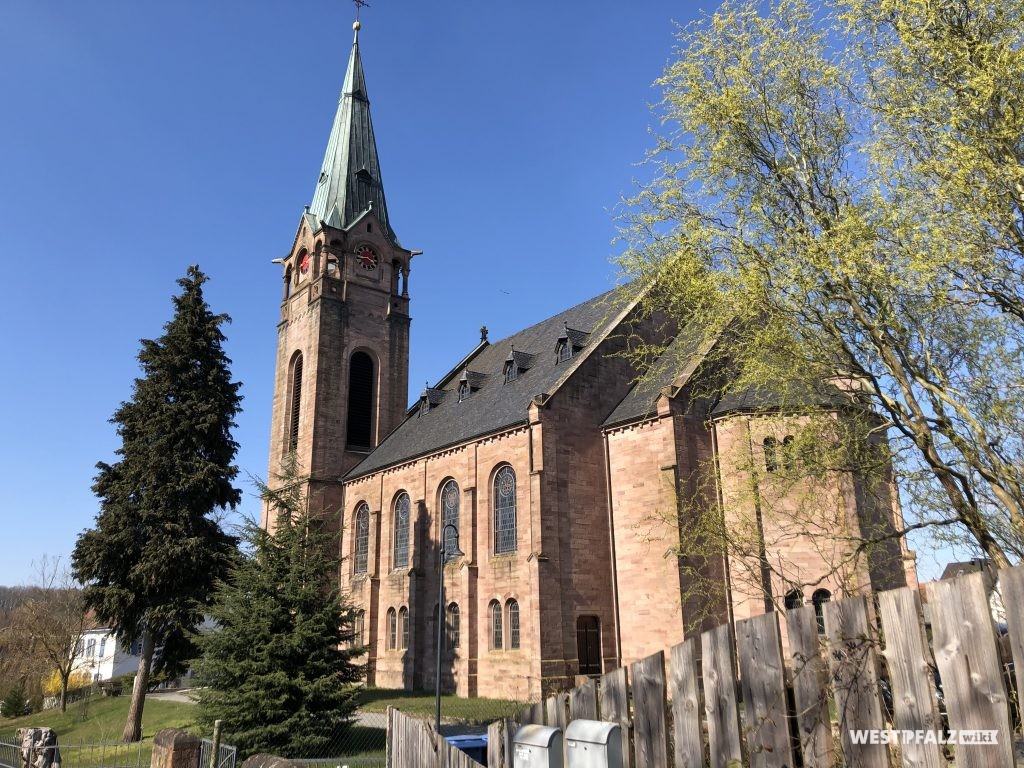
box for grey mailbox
[564,720,623,768]
[513,724,564,768]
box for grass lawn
[1,695,197,768]
[355,688,524,724]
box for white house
[69,627,141,682]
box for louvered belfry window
[347,352,375,449]
[288,353,303,452]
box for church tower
[265,20,414,527]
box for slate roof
[308,28,398,244]
[601,325,708,428]
[344,289,627,479]
[711,380,849,417]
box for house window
[764,437,778,473]
[98,637,107,658]
[86,639,96,658]
[812,589,832,635]
[494,466,517,554]
[458,381,470,402]
[393,493,411,569]
[508,600,520,649]
[441,479,460,555]
[784,589,803,610]
[556,339,575,363]
[447,603,460,649]
[490,601,503,650]
[288,353,303,452]
[347,352,375,449]
[354,503,369,575]
[387,608,397,650]
[399,607,409,650]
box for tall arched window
[490,601,503,650]
[288,353,303,452]
[508,599,520,650]
[812,589,832,635]
[386,608,397,650]
[782,435,796,471]
[494,466,517,554]
[763,437,778,473]
[447,603,460,649]
[353,504,369,575]
[393,492,411,569]
[347,351,375,449]
[399,607,409,650]
[440,479,460,555]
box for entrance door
[576,615,602,676]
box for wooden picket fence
[386,706,484,768]
[483,566,1024,768]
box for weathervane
[353,0,369,21]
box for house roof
[308,26,398,244]
[344,289,626,480]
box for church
[263,22,918,702]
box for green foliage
[1,685,32,719]
[619,0,1024,566]
[194,454,363,759]
[71,266,241,737]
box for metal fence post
[209,721,222,768]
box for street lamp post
[435,522,464,754]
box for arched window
[782,435,795,471]
[354,503,369,575]
[284,266,293,298]
[812,589,832,635]
[386,608,397,650]
[508,599,520,650]
[763,437,778,473]
[440,479,460,555]
[784,589,803,610]
[490,601,503,650]
[399,607,409,650]
[347,352,375,449]
[447,603,460,649]
[393,492,411,569]
[494,466,517,554]
[288,353,303,452]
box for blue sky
[0,1,955,586]
[0,1,703,585]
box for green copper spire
[309,22,397,243]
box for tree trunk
[121,628,155,743]
[59,671,69,713]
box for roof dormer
[556,323,591,363]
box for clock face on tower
[298,253,310,274]
[356,245,378,270]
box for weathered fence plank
[926,572,1014,768]
[736,612,795,768]
[999,564,1024,729]
[599,666,632,768]
[877,586,945,768]
[630,651,669,768]
[823,595,889,768]
[702,623,743,768]
[570,678,598,721]
[670,637,704,768]
[785,604,834,768]
[487,719,504,768]
[530,701,546,726]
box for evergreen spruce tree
[194,453,362,759]
[72,266,241,742]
